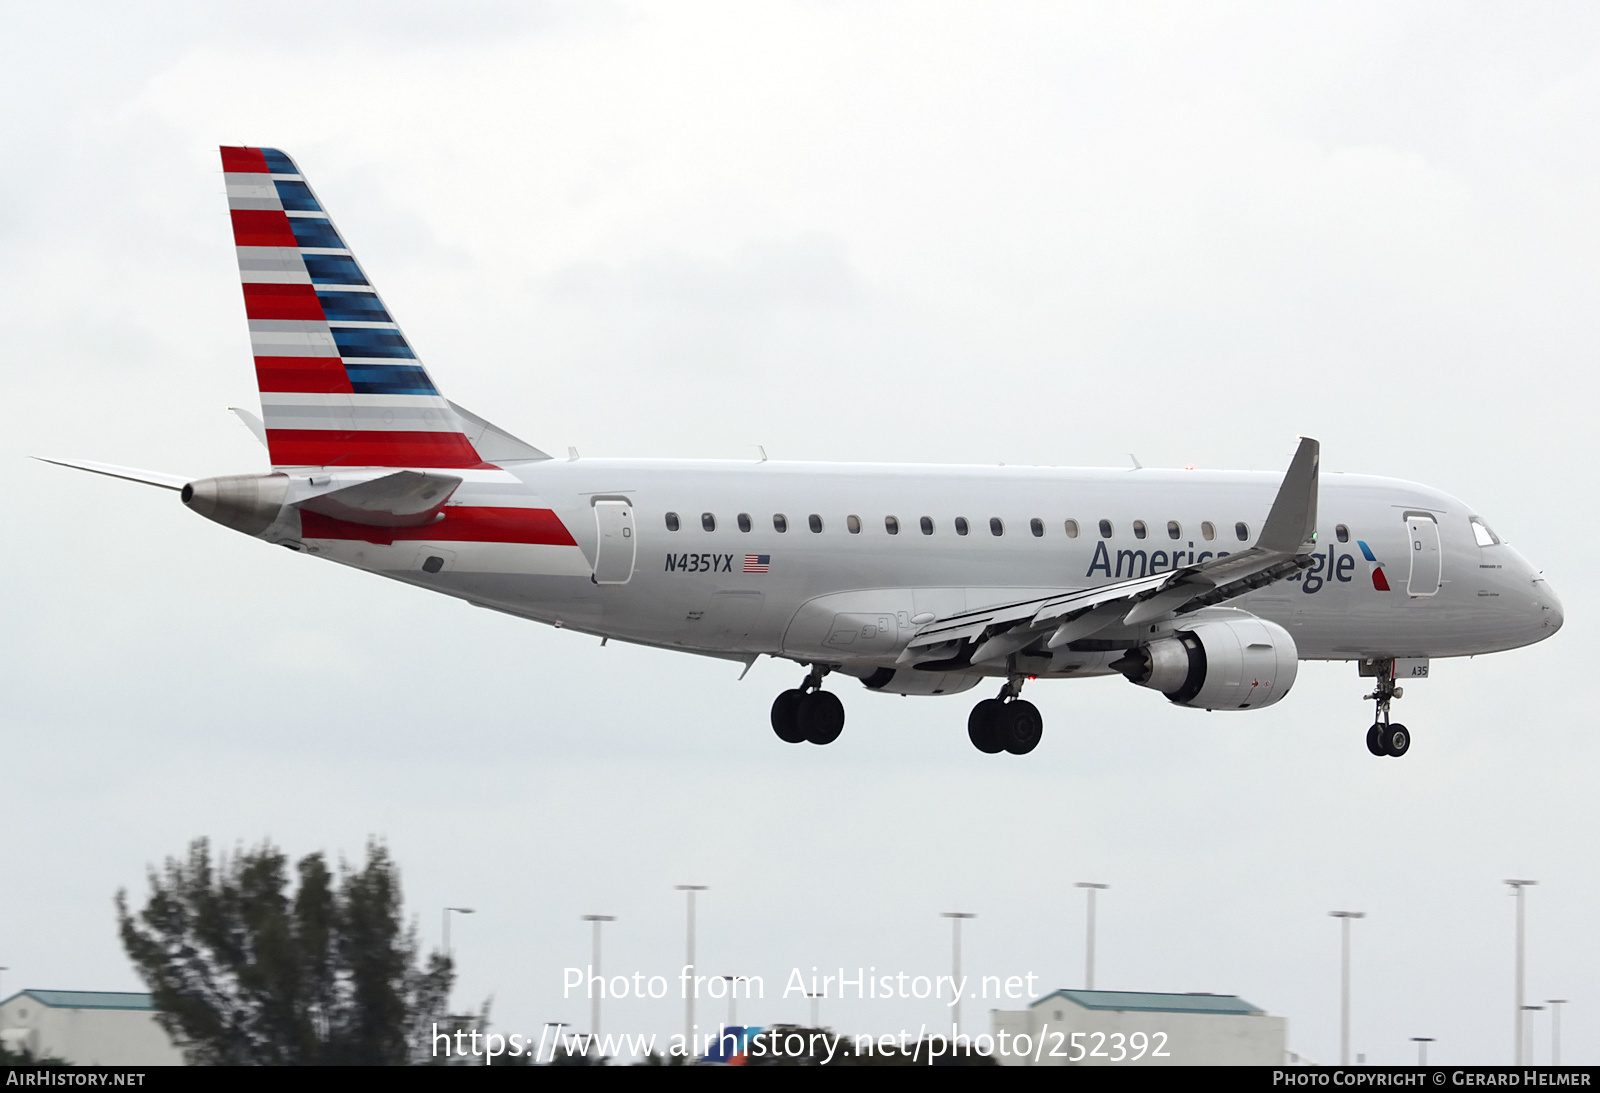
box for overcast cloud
[3,1,1598,1065]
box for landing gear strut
[967,672,1043,755]
[1362,658,1411,758]
[771,666,845,745]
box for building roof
[1030,989,1264,1016]
[1,990,156,1011]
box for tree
[117,838,452,1065]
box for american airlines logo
[1086,540,1389,594]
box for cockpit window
[1470,517,1500,547]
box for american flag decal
[744,554,770,574]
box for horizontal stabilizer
[293,470,462,527]
[34,457,191,491]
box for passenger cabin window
[847,515,861,534]
[1133,520,1147,540]
[809,514,823,533]
[1099,519,1113,538]
[1201,520,1215,541]
[773,514,788,533]
[1470,517,1500,547]
[1235,522,1249,541]
[1335,524,1349,543]
[989,517,1004,536]
[737,513,752,533]
[665,512,680,532]
[1030,518,1044,537]
[701,512,716,532]
[885,516,900,535]
[920,516,934,535]
[1167,520,1181,540]
[1064,519,1080,539]
[955,517,970,536]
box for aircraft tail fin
[222,146,534,469]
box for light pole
[676,885,708,1050]
[0,968,8,999]
[543,1021,570,1063]
[581,915,615,1040]
[720,976,746,1027]
[1546,999,1568,1065]
[1411,1037,1434,1065]
[1329,911,1365,1066]
[1522,1005,1544,1064]
[1075,883,1108,990]
[442,906,475,959]
[806,990,821,1029]
[1504,879,1537,1064]
[941,912,975,1035]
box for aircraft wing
[902,437,1321,666]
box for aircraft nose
[1534,578,1563,635]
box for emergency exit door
[1405,514,1441,597]
[593,500,636,585]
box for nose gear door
[593,500,636,585]
[1405,514,1441,597]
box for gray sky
[3,0,1598,1065]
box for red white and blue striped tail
[222,146,543,470]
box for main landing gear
[967,675,1043,755]
[771,667,845,745]
[1362,658,1411,758]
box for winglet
[1255,437,1319,553]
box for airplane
[41,146,1565,758]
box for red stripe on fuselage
[254,356,352,393]
[221,146,270,173]
[242,282,325,321]
[300,507,576,547]
[230,209,298,247]
[265,429,489,469]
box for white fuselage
[286,459,1562,690]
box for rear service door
[593,500,636,585]
[1405,514,1441,597]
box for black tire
[798,690,845,745]
[771,689,806,743]
[1384,723,1411,757]
[968,699,1005,753]
[998,700,1044,755]
[1366,724,1385,756]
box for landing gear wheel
[797,690,845,745]
[1366,724,1385,757]
[1383,723,1410,757]
[771,689,806,744]
[996,700,1044,755]
[968,699,1005,754]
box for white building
[990,988,1287,1066]
[0,990,185,1065]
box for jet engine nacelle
[1112,617,1298,711]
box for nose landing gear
[771,666,845,745]
[1362,658,1411,758]
[968,673,1043,755]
